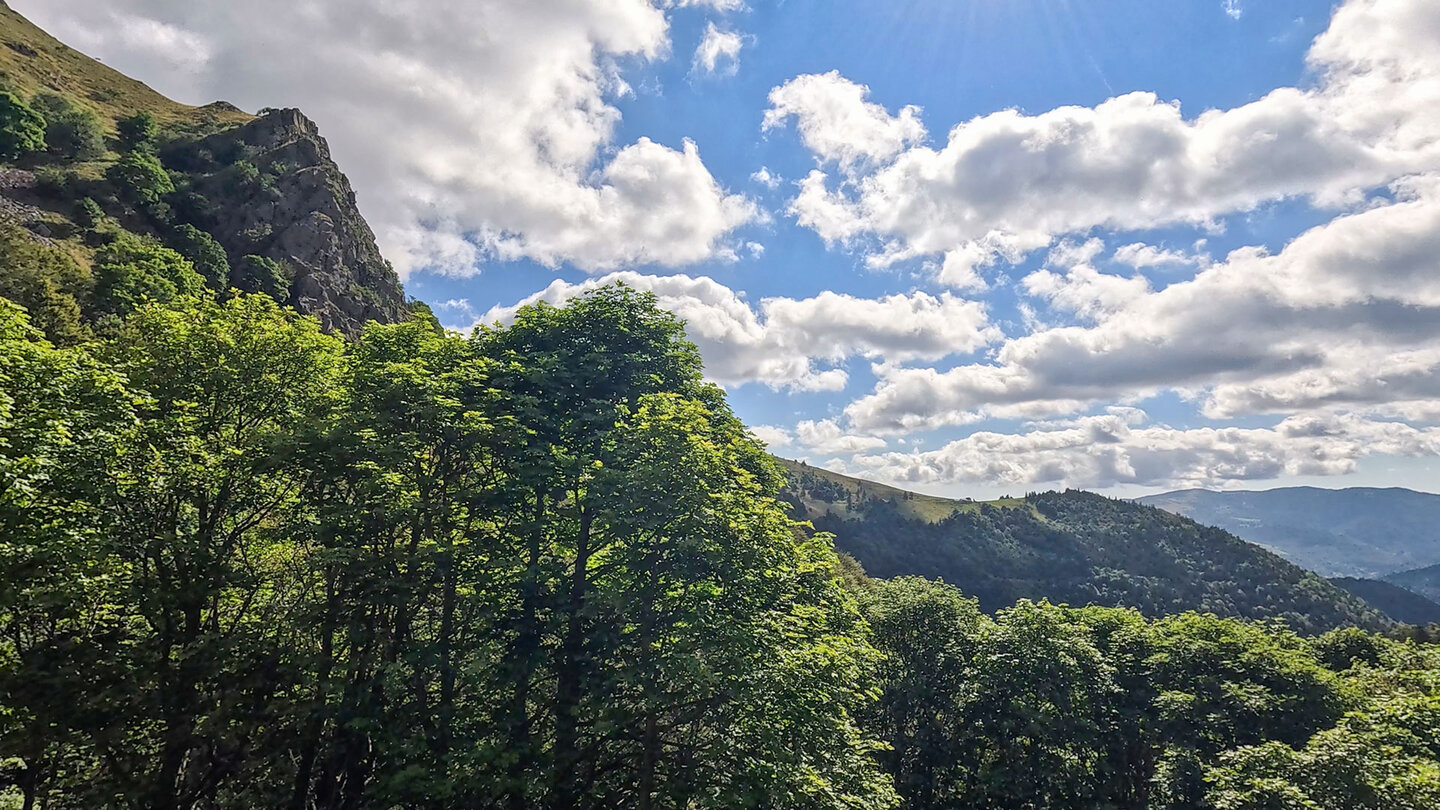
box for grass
[0,1,251,136]
[773,457,1034,524]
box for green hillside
[0,1,250,135]
[1386,562,1440,604]
[1330,577,1440,625]
[780,461,1389,634]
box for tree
[166,224,230,290]
[116,111,158,153]
[229,254,291,299]
[0,92,45,161]
[91,232,206,318]
[858,578,983,809]
[106,151,175,209]
[30,93,104,161]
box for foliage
[164,224,230,290]
[0,286,897,810]
[228,254,290,299]
[806,488,1388,635]
[29,93,104,161]
[0,91,44,161]
[90,231,205,318]
[104,150,174,208]
[857,577,1440,810]
[115,111,157,154]
[0,223,91,344]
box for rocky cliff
[168,109,408,336]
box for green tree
[115,111,157,153]
[29,93,104,161]
[166,224,230,290]
[229,254,290,299]
[0,92,45,161]
[91,232,205,318]
[105,151,175,208]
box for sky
[20,0,1440,499]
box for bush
[0,91,45,161]
[30,93,105,161]
[74,197,106,230]
[105,151,175,207]
[116,110,157,153]
[167,224,230,290]
[91,231,205,316]
[229,254,291,299]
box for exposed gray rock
[179,108,407,336]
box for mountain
[1138,487,1440,578]
[779,460,1390,634]
[0,1,407,337]
[1384,563,1440,605]
[1328,577,1440,626]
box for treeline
[857,576,1440,809]
[808,491,1388,634]
[0,287,892,809]
[4,285,1440,809]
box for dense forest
[786,466,1390,634]
[4,5,1440,807]
[5,288,1440,809]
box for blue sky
[24,0,1440,497]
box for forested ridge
[784,464,1391,634]
[4,5,1440,807]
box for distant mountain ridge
[1138,486,1440,578]
[777,460,1390,634]
[1385,563,1440,605]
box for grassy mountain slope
[0,3,407,337]
[0,1,249,135]
[779,460,1390,634]
[1139,486,1440,578]
[1329,577,1440,625]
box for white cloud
[478,272,999,391]
[767,0,1440,282]
[750,166,781,189]
[692,22,744,76]
[844,175,1440,433]
[17,0,757,277]
[847,411,1440,490]
[1113,242,1201,269]
[749,425,793,449]
[795,419,888,455]
[1223,1,1244,21]
[763,71,926,174]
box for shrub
[91,231,205,316]
[105,151,175,207]
[116,111,158,153]
[0,91,46,161]
[229,254,292,299]
[167,224,230,290]
[30,93,105,161]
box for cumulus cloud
[847,411,1440,490]
[794,419,888,455]
[478,272,1000,391]
[763,71,926,174]
[18,0,757,276]
[1113,242,1202,269]
[766,0,1440,281]
[845,175,1440,433]
[692,22,744,76]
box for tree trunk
[551,504,592,810]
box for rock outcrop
[174,108,408,336]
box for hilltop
[779,460,1389,634]
[1139,486,1440,578]
[0,1,407,337]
